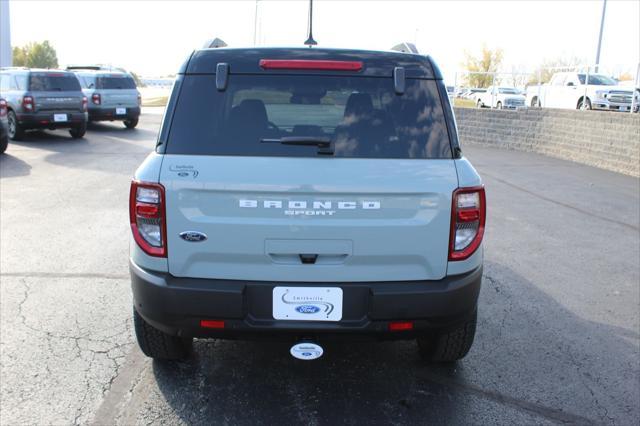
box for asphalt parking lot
[1,111,638,425]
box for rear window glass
[98,76,136,89]
[29,74,81,91]
[166,75,452,159]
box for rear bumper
[131,260,482,340]
[17,111,87,129]
[88,106,140,121]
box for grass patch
[453,98,477,108]
[142,96,168,107]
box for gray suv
[130,47,485,363]
[0,68,88,140]
[72,69,141,128]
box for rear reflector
[259,59,363,71]
[389,321,414,331]
[200,320,225,329]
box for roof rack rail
[203,38,227,49]
[390,42,419,54]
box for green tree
[462,45,504,88]
[11,41,59,68]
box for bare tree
[462,45,504,88]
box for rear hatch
[29,72,84,112]
[159,62,458,283]
[97,74,139,108]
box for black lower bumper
[17,112,87,130]
[88,106,140,122]
[131,261,482,340]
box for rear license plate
[53,114,67,122]
[273,287,343,321]
[116,107,126,115]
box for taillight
[82,96,88,112]
[0,99,7,117]
[259,59,363,71]
[129,181,167,257]
[449,186,486,261]
[22,96,34,111]
[92,93,101,105]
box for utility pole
[595,0,607,73]
[253,0,259,46]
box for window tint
[78,74,97,89]
[577,74,617,86]
[97,76,136,89]
[15,75,28,90]
[29,73,81,91]
[166,75,452,159]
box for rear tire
[496,101,503,109]
[476,99,483,108]
[417,310,477,363]
[69,122,87,139]
[133,308,193,360]
[8,110,24,141]
[0,135,7,154]
[124,118,138,129]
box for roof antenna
[304,0,317,47]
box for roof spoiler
[390,42,419,54]
[203,38,227,49]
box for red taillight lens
[200,320,225,329]
[82,96,88,112]
[92,93,101,105]
[0,99,7,117]
[389,321,414,331]
[22,96,34,111]
[259,59,363,71]
[449,186,486,261]
[129,181,167,257]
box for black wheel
[476,99,483,108]
[124,118,138,129]
[496,101,503,110]
[530,97,540,108]
[69,122,87,139]
[417,310,477,363]
[133,308,193,360]
[7,110,24,141]
[0,135,7,154]
[578,98,592,110]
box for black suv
[0,68,88,140]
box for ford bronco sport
[130,47,485,362]
[0,68,88,140]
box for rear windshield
[29,74,81,91]
[78,74,136,90]
[166,75,452,159]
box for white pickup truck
[476,86,526,109]
[526,72,637,112]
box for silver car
[72,69,141,128]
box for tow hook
[290,342,323,360]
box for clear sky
[7,0,640,82]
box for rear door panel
[160,156,458,282]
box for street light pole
[253,0,259,46]
[595,0,607,73]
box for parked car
[476,86,526,109]
[129,47,486,363]
[462,88,486,100]
[526,72,637,111]
[0,68,87,140]
[0,98,8,153]
[71,69,141,128]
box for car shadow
[0,153,32,178]
[149,261,638,425]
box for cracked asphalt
[1,111,638,425]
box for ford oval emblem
[295,305,321,314]
[179,231,207,242]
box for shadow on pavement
[0,153,32,178]
[149,261,638,425]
